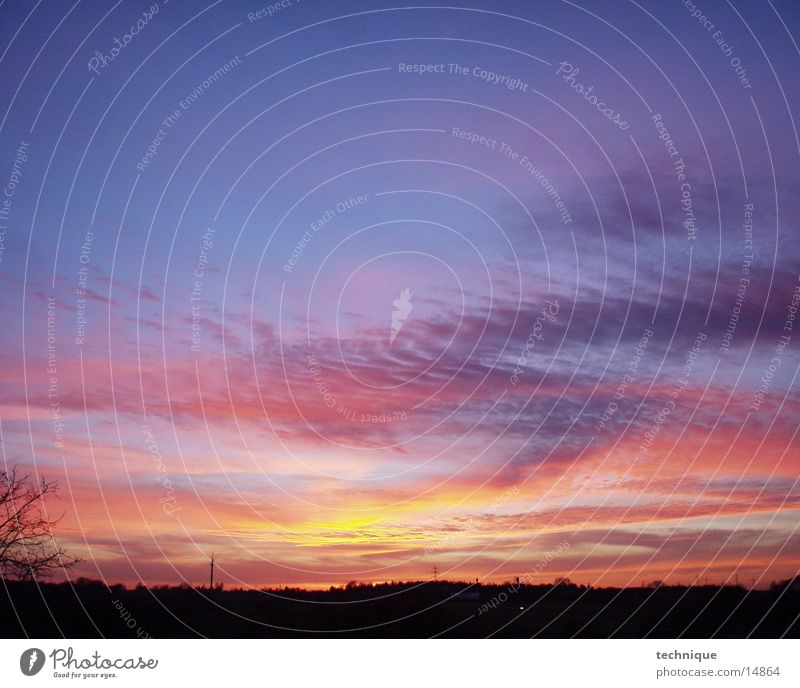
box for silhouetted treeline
[1,577,798,638]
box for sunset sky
[1,0,799,589]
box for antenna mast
[210,553,215,589]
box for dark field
[2,579,798,638]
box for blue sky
[1,0,799,588]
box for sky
[0,0,799,590]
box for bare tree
[0,467,79,580]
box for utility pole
[433,565,438,581]
[210,553,215,589]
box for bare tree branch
[0,467,80,581]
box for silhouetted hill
[1,578,798,638]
